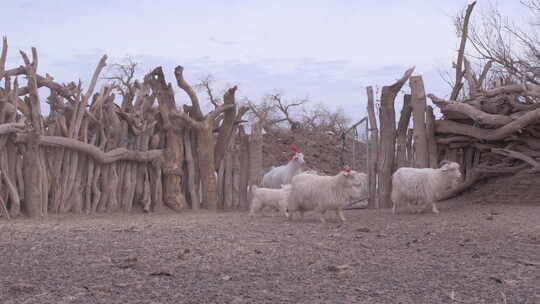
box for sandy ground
[1,198,539,304]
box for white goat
[286,168,367,223]
[249,185,291,217]
[391,160,462,214]
[261,147,305,188]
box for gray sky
[1,0,524,120]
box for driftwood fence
[364,67,540,209]
[0,38,263,219]
[364,2,540,209]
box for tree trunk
[197,123,218,209]
[396,94,412,169]
[377,67,415,208]
[22,133,41,217]
[366,86,379,209]
[410,75,429,168]
[238,126,250,210]
[224,151,234,210]
[426,106,438,168]
[249,122,263,188]
[406,128,414,165]
[184,129,200,210]
[148,67,186,211]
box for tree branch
[428,93,513,125]
[174,65,204,121]
[451,1,477,100]
[435,107,540,140]
[491,148,540,171]
[15,134,163,164]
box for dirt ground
[1,195,539,304]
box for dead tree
[171,66,235,210]
[146,67,186,211]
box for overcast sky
[1,0,525,120]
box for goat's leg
[319,209,327,223]
[249,200,260,216]
[431,202,439,214]
[336,208,346,222]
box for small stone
[222,275,232,281]
[356,227,370,233]
[10,283,36,293]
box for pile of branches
[426,1,540,199]
[0,37,248,219]
[430,70,540,189]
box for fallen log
[428,94,513,126]
[491,148,540,172]
[435,107,540,140]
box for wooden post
[184,129,200,209]
[232,149,241,209]
[377,67,415,209]
[396,94,412,169]
[406,128,414,165]
[366,86,379,209]
[238,126,250,210]
[426,106,438,168]
[224,151,233,209]
[248,122,263,187]
[410,75,429,168]
[217,158,225,209]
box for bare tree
[300,103,350,134]
[245,92,307,132]
[194,74,222,108]
[103,56,139,111]
[465,1,540,85]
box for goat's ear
[439,160,451,168]
[440,163,454,172]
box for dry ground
[1,197,539,304]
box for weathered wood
[491,148,540,172]
[20,48,44,218]
[147,67,186,211]
[1,169,19,217]
[238,126,250,210]
[22,132,41,217]
[450,1,477,100]
[15,134,163,164]
[396,94,412,169]
[426,106,438,168]
[217,158,225,209]
[366,86,379,209]
[184,129,200,210]
[406,128,414,165]
[410,75,429,168]
[377,67,415,209]
[224,151,234,210]
[249,122,263,187]
[172,66,235,210]
[214,87,239,170]
[429,94,513,126]
[435,107,540,140]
